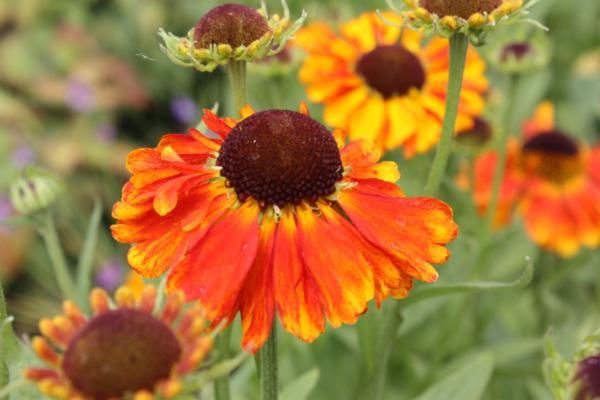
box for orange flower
[111,105,458,351]
[473,102,600,257]
[25,285,211,399]
[295,12,488,157]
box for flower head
[473,102,600,256]
[159,1,306,72]
[396,0,542,46]
[574,354,600,400]
[296,12,488,157]
[111,105,458,351]
[25,285,212,399]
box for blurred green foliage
[1,0,600,399]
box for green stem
[40,212,77,300]
[259,323,278,400]
[214,327,232,400]
[367,33,469,400]
[227,60,248,115]
[369,303,403,400]
[0,379,26,399]
[423,33,469,197]
[484,74,519,233]
[0,279,8,391]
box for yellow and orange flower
[25,285,212,399]
[473,102,600,257]
[295,12,488,158]
[111,105,458,351]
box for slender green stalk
[0,279,8,391]
[40,212,77,301]
[259,323,278,400]
[76,200,103,307]
[227,60,248,115]
[484,74,519,233]
[423,33,469,196]
[368,33,470,400]
[214,327,233,400]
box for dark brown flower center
[456,117,493,144]
[420,0,502,19]
[217,110,343,207]
[63,309,181,400]
[575,354,600,400]
[356,45,426,99]
[520,131,583,183]
[194,3,269,49]
[501,42,534,61]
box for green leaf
[76,200,103,307]
[1,281,43,399]
[414,352,494,400]
[280,368,320,400]
[401,257,534,308]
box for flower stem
[423,33,469,197]
[484,74,519,233]
[259,323,278,400]
[227,60,248,115]
[369,33,470,400]
[39,212,77,301]
[214,327,232,400]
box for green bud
[9,166,63,215]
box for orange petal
[338,181,458,282]
[166,202,260,326]
[239,217,277,352]
[273,209,324,342]
[295,205,374,328]
[202,109,235,139]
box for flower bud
[9,167,63,215]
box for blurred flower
[455,116,494,147]
[296,12,488,158]
[0,196,14,234]
[158,2,306,72]
[9,166,62,215]
[574,354,600,400]
[64,78,96,112]
[473,102,600,256]
[170,96,198,125]
[487,30,551,74]
[95,122,118,143]
[11,145,36,167]
[396,0,540,46]
[111,105,457,351]
[25,285,212,399]
[94,261,124,292]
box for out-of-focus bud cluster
[9,166,63,215]
[487,30,550,74]
[159,1,306,72]
[388,0,545,46]
[544,329,600,400]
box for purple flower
[11,146,36,167]
[94,262,124,292]
[65,78,95,112]
[170,96,198,125]
[96,123,118,143]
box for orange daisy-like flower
[474,102,600,257]
[25,285,212,399]
[295,12,488,158]
[111,105,458,351]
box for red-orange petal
[166,202,261,326]
[295,205,374,328]
[338,181,458,282]
[273,209,325,342]
[239,217,277,352]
